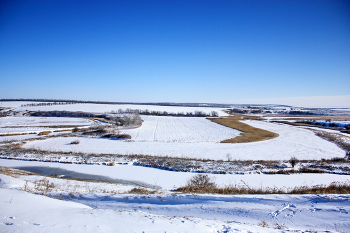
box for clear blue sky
[1,0,349,105]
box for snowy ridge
[1,173,349,233]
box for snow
[1,188,284,233]
[1,172,349,232]
[7,102,229,116]
[0,117,95,135]
[124,116,240,142]
[0,134,41,142]
[1,103,349,232]
[1,159,349,191]
[23,119,345,160]
[0,117,93,127]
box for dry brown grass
[176,181,350,194]
[0,132,29,137]
[88,117,115,124]
[0,166,37,178]
[209,114,278,143]
[311,130,350,157]
[128,188,157,194]
[264,167,325,175]
[176,174,350,194]
[53,129,72,132]
[38,131,51,136]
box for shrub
[101,134,132,139]
[70,139,80,145]
[81,126,110,136]
[178,174,217,193]
[258,221,269,227]
[289,156,298,168]
[72,127,80,133]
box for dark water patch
[14,166,160,189]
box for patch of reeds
[263,167,325,175]
[128,188,157,194]
[176,174,350,194]
[209,114,278,143]
[312,130,350,157]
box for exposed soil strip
[209,114,278,143]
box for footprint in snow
[310,208,322,212]
[338,208,348,214]
[271,203,297,218]
[3,222,14,225]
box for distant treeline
[28,109,219,119]
[108,109,219,117]
[29,111,106,118]
[1,98,232,108]
[226,108,319,115]
[21,102,78,107]
[288,111,317,115]
[227,108,264,114]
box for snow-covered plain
[3,101,229,116]
[0,117,94,134]
[0,117,93,127]
[23,118,345,160]
[122,116,240,143]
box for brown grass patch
[177,181,350,194]
[0,166,37,178]
[0,132,29,137]
[53,129,72,132]
[88,117,115,124]
[176,174,350,194]
[38,131,51,136]
[264,168,325,175]
[128,188,157,194]
[209,114,278,143]
[311,130,350,157]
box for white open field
[0,117,94,134]
[22,116,345,160]
[121,116,240,143]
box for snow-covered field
[23,118,345,160]
[0,117,93,127]
[2,101,229,116]
[122,116,240,143]
[0,117,94,135]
